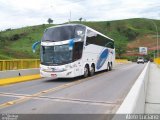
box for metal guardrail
[0,59,40,71]
[154,58,160,65]
[115,59,129,63]
[0,59,129,71]
[154,58,160,68]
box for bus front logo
[96,49,109,70]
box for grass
[0,24,53,59]
[0,18,160,59]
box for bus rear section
[81,27,115,77]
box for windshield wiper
[43,40,57,42]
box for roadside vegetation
[0,18,159,60]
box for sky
[0,0,160,30]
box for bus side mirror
[32,41,41,53]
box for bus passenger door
[73,42,83,76]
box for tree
[0,34,7,48]
[79,17,82,22]
[123,28,138,40]
[115,39,128,58]
[47,18,53,24]
[10,34,20,41]
[106,22,111,31]
[106,22,110,27]
[110,31,128,58]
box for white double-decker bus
[40,24,115,78]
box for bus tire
[90,64,95,76]
[84,65,89,78]
[109,62,112,71]
[107,63,110,71]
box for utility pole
[151,20,159,58]
[69,10,71,23]
[148,19,159,58]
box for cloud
[0,0,159,30]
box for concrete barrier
[145,63,160,113]
[116,62,150,114]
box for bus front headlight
[41,68,52,72]
[65,64,73,69]
[52,68,67,72]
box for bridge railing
[115,59,129,64]
[0,59,40,71]
[154,58,160,65]
[116,62,150,114]
[0,59,130,71]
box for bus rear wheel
[84,65,89,78]
[108,62,112,71]
[90,65,95,76]
[107,63,110,71]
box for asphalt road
[0,63,146,116]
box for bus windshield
[41,44,72,65]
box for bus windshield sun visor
[41,25,85,42]
[69,39,74,50]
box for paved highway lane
[0,63,146,114]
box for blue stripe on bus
[96,49,109,70]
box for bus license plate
[51,74,57,78]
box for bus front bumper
[40,69,74,78]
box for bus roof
[47,24,86,30]
[46,24,114,41]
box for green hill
[0,18,160,60]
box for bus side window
[86,29,114,49]
[111,43,114,49]
[73,42,83,61]
[105,42,114,49]
[86,30,97,46]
